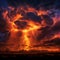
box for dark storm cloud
[24,12,42,23]
[36,26,51,40]
[36,21,60,41]
[36,22,60,46]
[0,9,7,32]
[51,22,60,32]
[14,20,28,29]
[41,15,53,25]
[33,15,54,41]
[44,38,60,46]
[0,9,10,42]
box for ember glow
[0,5,60,53]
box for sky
[0,0,60,52]
[0,0,60,8]
[0,0,60,42]
[0,0,8,8]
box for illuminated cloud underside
[0,5,60,52]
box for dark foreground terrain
[0,50,60,58]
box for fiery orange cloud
[0,5,60,53]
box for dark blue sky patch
[0,0,8,8]
[0,31,10,42]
